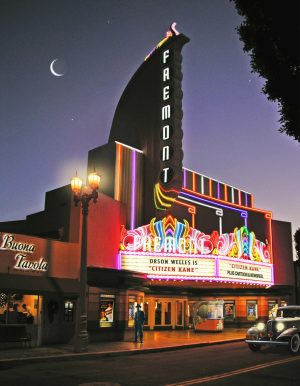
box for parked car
[245,305,300,354]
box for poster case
[99,295,115,328]
[193,300,224,332]
[246,301,258,321]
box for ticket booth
[193,300,224,332]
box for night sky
[1,0,299,252]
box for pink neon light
[117,251,121,269]
[215,257,219,276]
[146,274,272,286]
[121,250,273,268]
[130,150,136,230]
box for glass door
[154,300,172,327]
[176,301,184,327]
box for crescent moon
[50,59,64,77]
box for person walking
[134,304,145,343]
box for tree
[232,0,300,142]
[295,228,300,260]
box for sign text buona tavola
[0,234,48,272]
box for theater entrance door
[143,297,186,330]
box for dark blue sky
[1,0,299,251]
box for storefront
[0,232,80,346]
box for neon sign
[121,215,271,263]
[0,234,48,272]
[120,216,273,285]
[120,251,273,285]
[152,24,188,211]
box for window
[64,300,74,322]
[0,293,38,325]
[277,308,300,318]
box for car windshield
[276,308,300,317]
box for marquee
[119,215,273,286]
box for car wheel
[248,343,261,352]
[289,333,300,354]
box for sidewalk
[0,328,246,364]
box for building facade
[0,26,295,345]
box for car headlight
[256,322,266,331]
[276,322,285,332]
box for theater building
[0,25,295,345]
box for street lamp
[71,171,101,352]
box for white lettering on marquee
[163,49,170,63]
[142,236,152,252]
[163,67,170,82]
[162,146,170,161]
[162,125,170,140]
[163,85,170,100]
[133,235,199,254]
[162,105,171,120]
[162,167,170,183]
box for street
[0,342,299,386]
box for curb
[0,338,244,365]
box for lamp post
[71,171,101,352]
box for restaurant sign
[0,234,48,272]
[120,216,273,285]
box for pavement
[0,328,246,364]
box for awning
[88,267,147,289]
[0,273,80,296]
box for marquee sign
[154,24,189,211]
[108,24,189,223]
[120,215,273,285]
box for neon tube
[179,191,248,219]
[130,150,136,230]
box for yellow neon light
[154,183,176,210]
[115,143,122,201]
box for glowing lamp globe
[88,172,100,191]
[71,175,83,195]
[82,185,89,196]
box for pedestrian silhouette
[134,304,145,343]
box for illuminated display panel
[121,252,215,278]
[120,251,273,285]
[218,258,273,283]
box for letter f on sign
[163,50,170,63]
